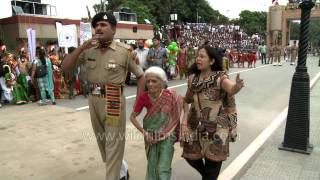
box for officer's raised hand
[80,35,100,51]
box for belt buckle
[92,87,101,95]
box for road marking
[75,65,271,111]
[218,71,320,180]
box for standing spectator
[290,40,298,65]
[283,43,290,62]
[14,54,30,104]
[186,42,196,70]
[31,48,56,105]
[1,64,14,103]
[0,53,5,107]
[135,39,149,71]
[147,36,167,69]
[237,50,244,68]
[222,49,229,71]
[229,48,235,68]
[259,42,267,64]
[177,43,188,79]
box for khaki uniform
[268,45,274,64]
[273,45,281,64]
[291,45,298,63]
[78,41,143,180]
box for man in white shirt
[135,39,149,71]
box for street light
[279,0,315,154]
[170,11,178,22]
[235,25,240,50]
[170,10,178,41]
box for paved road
[0,56,319,180]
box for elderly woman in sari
[130,66,183,180]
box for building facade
[0,0,154,51]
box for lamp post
[279,0,315,154]
[170,10,178,41]
[235,25,240,51]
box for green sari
[13,73,29,104]
[135,89,182,180]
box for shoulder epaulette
[116,42,131,51]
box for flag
[56,22,78,47]
[80,22,92,45]
[26,28,36,62]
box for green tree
[123,0,156,25]
[91,0,229,26]
[290,18,320,47]
[238,10,267,36]
[290,21,300,40]
[93,0,125,13]
[309,18,320,47]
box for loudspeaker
[133,26,137,33]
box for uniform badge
[107,59,117,69]
[103,15,108,20]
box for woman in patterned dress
[31,48,56,105]
[181,45,244,180]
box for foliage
[238,10,267,36]
[93,0,125,14]
[309,18,320,47]
[290,19,320,47]
[122,0,156,25]
[92,0,229,25]
[290,22,300,40]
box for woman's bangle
[231,84,240,94]
[181,123,188,127]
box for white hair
[144,66,168,85]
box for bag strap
[196,92,204,120]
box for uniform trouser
[88,95,126,180]
[268,55,273,64]
[274,55,281,63]
[261,53,266,64]
[291,54,297,63]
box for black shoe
[52,102,56,105]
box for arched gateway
[267,1,320,47]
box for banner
[80,22,92,45]
[26,28,36,62]
[56,22,78,47]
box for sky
[53,0,290,20]
[208,0,288,19]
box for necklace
[199,70,213,80]
[149,89,163,103]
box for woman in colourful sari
[130,66,183,180]
[181,46,244,180]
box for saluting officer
[62,12,145,180]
